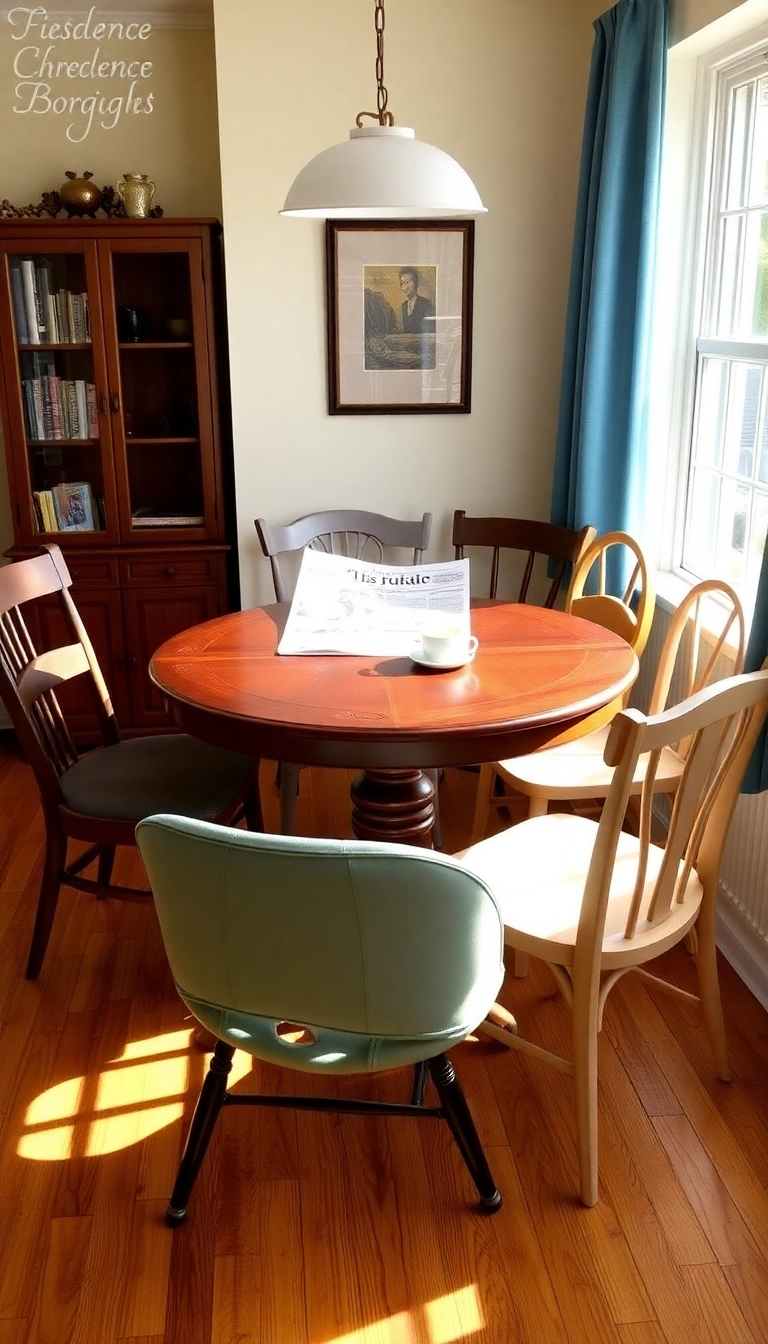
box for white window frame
[650,16,768,625]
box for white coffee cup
[420,620,478,665]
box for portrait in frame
[326,220,475,414]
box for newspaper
[277,549,471,656]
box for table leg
[350,768,435,846]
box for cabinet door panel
[25,587,130,738]
[0,239,119,546]
[123,586,221,728]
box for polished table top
[150,602,638,771]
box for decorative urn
[117,173,156,219]
[60,171,103,218]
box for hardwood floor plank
[653,1113,768,1340]
[120,1198,173,1339]
[25,1214,93,1344]
[615,1324,671,1343]
[615,976,768,1262]
[679,1263,758,1343]
[211,1184,307,1344]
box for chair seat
[60,735,255,822]
[457,813,703,969]
[496,728,686,800]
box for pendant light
[280,0,486,219]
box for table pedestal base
[350,769,435,846]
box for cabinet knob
[163,566,175,577]
[111,392,120,414]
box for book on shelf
[21,373,96,440]
[34,261,52,342]
[9,258,91,347]
[131,511,205,528]
[20,258,40,344]
[52,481,95,532]
[33,489,57,532]
[9,260,29,343]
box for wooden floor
[1,737,768,1344]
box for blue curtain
[550,0,668,547]
[742,542,768,791]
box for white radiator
[633,603,768,1008]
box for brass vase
[117,173,156,219]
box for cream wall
[0,22,222,555]
[213,0,600,609]
[669,0,768,44]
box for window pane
[694,357,728,468]
[722,361,762,477]
[715,215,742,334]
[725,81,752,210]
[748,77,768,205]
[683,469,720,577]
[720,476,750,584]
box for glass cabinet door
[100,240,216,541]
[3,243,115,543]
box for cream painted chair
[486,578,745,824]
[457,667,768,1206]
[471,531,656,846]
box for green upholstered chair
[135,816,505,1224]
[0,545,261,980]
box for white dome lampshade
[281,125,487,219]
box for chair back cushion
[136,819,504,1073]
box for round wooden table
[150,602,638,845]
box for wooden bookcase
[0,218,237,736]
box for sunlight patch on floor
[323,1286,484,1344]
[17,1027,252,1160]
[425,1286,484,1342]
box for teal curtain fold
[550,0,668,550]
[741,538,768,791]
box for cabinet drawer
[120,552,225,586]
[61,556,119,588]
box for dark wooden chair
[451,512,596,605]
[255,508,432,603]
[255,509,440,840]
[0,544,261,979]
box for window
[672,39,768,610]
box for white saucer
[409,647,477,671]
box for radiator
[633,603,768,1007]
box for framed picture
[326,220,475,414]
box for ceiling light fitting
[280,0,487,220]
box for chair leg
[279,763,300,835]
[166,1039,235,1225]
[513,950,530,978]
[411,1060,428,1106]
[426,1053,502,1212]
[26,828,67,980]
[97,846,115,893]
[243,780,265,833]
[571,978,599,1208]
[694,911,732,1081]
[470,764,496,845]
